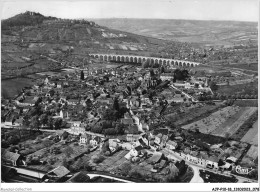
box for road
[87,173,134,183]
[163,148,258,183]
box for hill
[1,11,57,29]
[92,18,258,47]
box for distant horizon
[2,11,258,23]
[1,0,258,22]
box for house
[126,134,140,142]
[166,140,178,150]
[90,136,101,146]
[1,149,25,166]
[69,126,85,135]
[125,145,144,160]
[67,99,78,105]
[121,118,134,125]
[5,117,14,126]
[57,83,62,89]
[226,156,237,164]
[13,118,24,127]
[70,121,82,127]
[56,130,69,140]
[79,133,90,145]
[47,166,70,179]
[148,152,163,165]
[127,124,139,134]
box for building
[1,149,25,166]
[46,166,70,181]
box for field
[212,107,257,137]
[240,145,258,168]
[1,78,36,99]
[241,120,258,145]
[93,19,257,47]
[165,103,223,127]
[28,141,92,167]
[182,106,258,140]
[182,106,240,134]
[233,100,258,107]
[228,63,258,72]
[216,81,258,96]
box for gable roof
[121,118,134,125]
[2,149,21,162]
[48,166,70,178]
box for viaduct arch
[89,53,200,67]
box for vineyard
[181,106,258,142]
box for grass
[241,120,258,145]
[211,107,257,137]
[1,77,36,99]
[234,100,258,107]
[231,110,258,141]
[199,170,238,183]
[216,82,258,96]
[165,103,224,127]
[227,63,258,71]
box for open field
[241,120,258,145]
[231,110,258,141]
[240,145,258,168]
[228,63,258,71]
[211,107,258,137]
[28,141,93,168]
[182,106,258,141]
[181,106,240,134]
[1,78,36,99]
[216,81,258,96]
[233,100,258,107]
[165,103,224,127]
[93,19,257,47]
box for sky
[0,0,259,22]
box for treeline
[2,11,56,29]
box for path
[170,84,197,102]
[163,148,257,183]
[87,173,134,183]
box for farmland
[240,145,258,168]
[1,78,36,99]
[165,102,224,127]
[181,106,240,134]
[182,106,258,140]
[241,120,258,145]
[233,100,258,107]
[216,81,258,97]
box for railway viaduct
[89,53,200,67]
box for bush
[128,169,143,178]
[120,162,132,176]
[92,154,105,164]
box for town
[1,11,258,184]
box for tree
[120,162,132,176]
[49,89,55,97]
[53,118,63,130]
[166,164,179,182]
[209,81,218,92]
[142,60,150,68]
[113,97,120,111]
[42,139,52,147]
[39,114,48,126]
[80,70,84,80]
[115,123,125,135]
[47,116,54,129]
[29,116,40,130]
